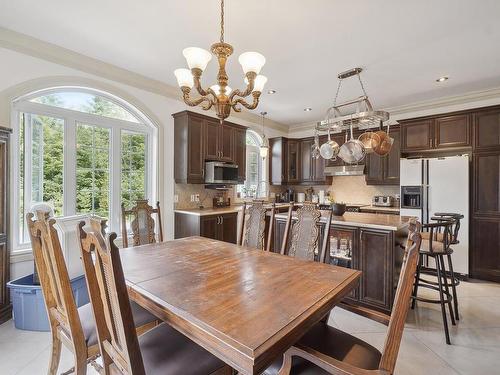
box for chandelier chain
[220,0,225,43]
[357,73,368,97]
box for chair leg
[439,255,455,326]
[447,253,460,321]
[436,256,451,345]
[74,351,88,375]
[47,335,62,375]
[411,256,422,309]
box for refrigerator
[400,155,469,276]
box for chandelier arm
[229,72,256,101]
[231,92,261,110]
[181,87,214,110]
[193,75,218,99]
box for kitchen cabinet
[286,140,300,183]
[0,127,11,324]
[365,127,400,185]
[299,137,329,184]
[173,111,247,184]
[175,211,238,244]
[401,119,433,152]
[473,107,500,151]
[269,137,287,185]
[435,114,471,149]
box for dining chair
[281,203,332,263]
[121,199,163,248]
[27,212,158,375]
[265,219,422,375]
[238,200,275,251]
[77,221,231,375]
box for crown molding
[0,27,288,133]
[288,86,500,135]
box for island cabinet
[273,213,407,316]
[365,127,401,185]
[174,211,238,244]
[173,111,247,184]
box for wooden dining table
[120,236,361,375]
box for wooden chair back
[238,200,275,251]
[121,200,163,248]
[27,211,85,352]
[78,219,145,375]
[379,219,422,374]
[281,204,332,263]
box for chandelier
[174,0,268,121]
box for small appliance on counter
[372,195,394,207]
[213,192,231,208]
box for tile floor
[0,279,499,375]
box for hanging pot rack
[316,67,390,133]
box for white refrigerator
[400,155,469,276]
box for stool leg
[436,255,451,345]
[439,255,456,326]
[411,255,422,309]
[447,253,460,321]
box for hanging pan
[338,124,366,164]
[373,123,394,156]
[319,128,340,160]
[358,131,381,154]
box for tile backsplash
[174,184,235,209]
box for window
[13,89,155,249]
[237,130,266,199]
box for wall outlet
[190,194,195,202]
[194,194,200,203]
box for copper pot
[373,126,394,156]
[358,131,381,154]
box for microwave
[205,162,239,184]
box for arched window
[237,130,267,199]
[12,88,157,249]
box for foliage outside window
[14,90,154,248]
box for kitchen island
[273,211,413,320]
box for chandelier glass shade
[174,0,267,121]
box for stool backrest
[239,200,275,250]
[121,200,163,248]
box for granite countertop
[360,206,401,213]
[174,206,243,216]
[275,211,412,231]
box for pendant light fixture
[259,112,269,159]
[174,0,268,122]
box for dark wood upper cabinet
[233,127,247,182]
[287,140,300,183]
[365,127,400,185]
[473,151,500,217]
[435,114,471,149]
[173,111,247,184]
[300,138,314,183]
[473,108,500,151]
[401,119,433,152]
[269,137,287,185]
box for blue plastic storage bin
[7,273,89,331]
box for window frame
[11,89,157,252]
[237,130,267,199]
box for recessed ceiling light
[267,89,277,94]
[304,107,312,112]
[436,76,449,82]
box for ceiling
[1,0,500,126]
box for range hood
[324,164,365,176]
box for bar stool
[411,219,456,344]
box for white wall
[0,47,287,279]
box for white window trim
[238,130,268,199]
[11,90,157,252]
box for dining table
[119,236,361,375]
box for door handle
[217,216,221,225]
[221,216,224,225]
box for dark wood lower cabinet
[471,217,500,282]
[273,217,404,315]
[175,212,238,244]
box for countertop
[174,207,243,216]
[359,205,401,213]
[275,211,412,231]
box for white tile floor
[1,279,499,375]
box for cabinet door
[233,128,246,182]
[358,229,393,312]
[269,138,286,185]
[200,216,218,240]
[401,119,433,152]
[473,151,500,217]
[365,152,383,185]
[287,140,300,183]
[328,226,358,301]
[434,114,471,149]
[471,217,500,282]
[220,213,238,244]
[473,108,500,151]
[204,119,220,160]
[312,149,326,183]
[300,138,314,183]
[219,123,234,162]
[383,128,401,184]
[186,116,205,183]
